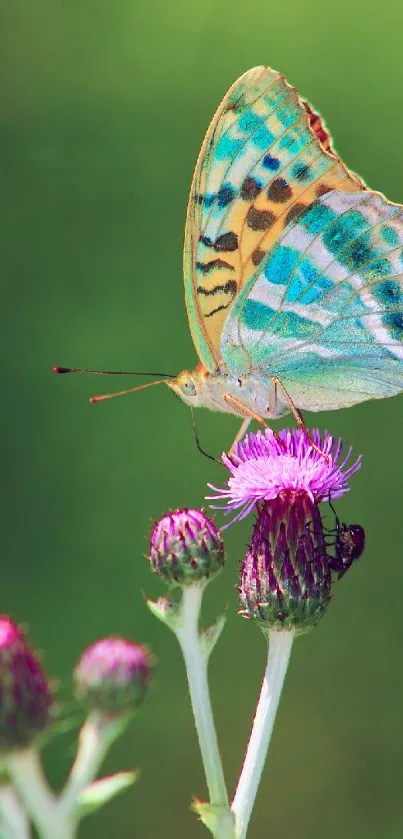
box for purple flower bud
[239,493,331,633]
[75,638,153,715]
[149,508,224,585]
[0,616,52,752]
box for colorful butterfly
[57,66,403,446]
[169,65,403,442]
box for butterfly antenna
[53,366,174,377]
[89,379,168,404]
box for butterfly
[57,66,403,448]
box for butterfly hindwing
[183,66,365,371]
[221,189,403,409]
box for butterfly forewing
[184,66,365,372]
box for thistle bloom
[208,428,361,632]
[0,616,52,751]
[208,428,361,524]
[149,508,224,584]
[75,638,153,714]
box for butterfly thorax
[167,367,288,419]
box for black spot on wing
[196,258,235,274]
[267,178,292,203]
[316,183,332,197]
[217,184,235,208]
[284,202,306,226]
[214,232,239,251]
[241,177,262,201]
[247,207,275,231]
[199,231,238,252]
[252,248,266,266]
[197,279,237,297]
[197,279,238,318]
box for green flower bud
[149,509,224,585]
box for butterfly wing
[183,66,365,371]
[221,189,403,410]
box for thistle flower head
[75,638,153,715]
[208,428,361,524]
[0,616,52,752]
[149,508,224,585]
[208,428,361,633]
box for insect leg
[222,394,267,455]
[229,416,253,454]
[223,393,266,425]
[270,376,330,461]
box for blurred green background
[1,0,403,836]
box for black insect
[327,503,366,579]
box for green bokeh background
[1,1,403,836]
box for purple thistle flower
[207,428,362,632]
[208,428,361,525]
[0,616,53,752]
[75,638,153,715]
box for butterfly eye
[181,379,197,397]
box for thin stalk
[0,784,31,839]
[7,749,74,839]
[231,630,294,839]
[59,711,122,818]
[175,584,228,808]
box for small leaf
[192,800,235,839]
[146,596,181,631]
[77,771,138,819]
[200,613,227,659]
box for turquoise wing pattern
[221,190,403,410]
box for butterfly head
[167,369,205,407]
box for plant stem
[0,784,31,839]
[231,630,294,839]
[59,711,122,818]
[175,584,228,808]
[7,749,74,839]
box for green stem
[0,784,31,839]
[7,749,74,839]
[231,630,294,839]
[59,712,122,818]
[175,584,228,808]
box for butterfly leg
[229,416,253,454]
[223,394,265,455]
[270,376,330,461]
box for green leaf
[146,596,181,631]
[200,613,227,659]
[192,800,235,839]
[77,771,138,819]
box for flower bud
[149,508,224,585]
[0,616,52,752]
[75,638,152,715]
[239,492,331,633]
